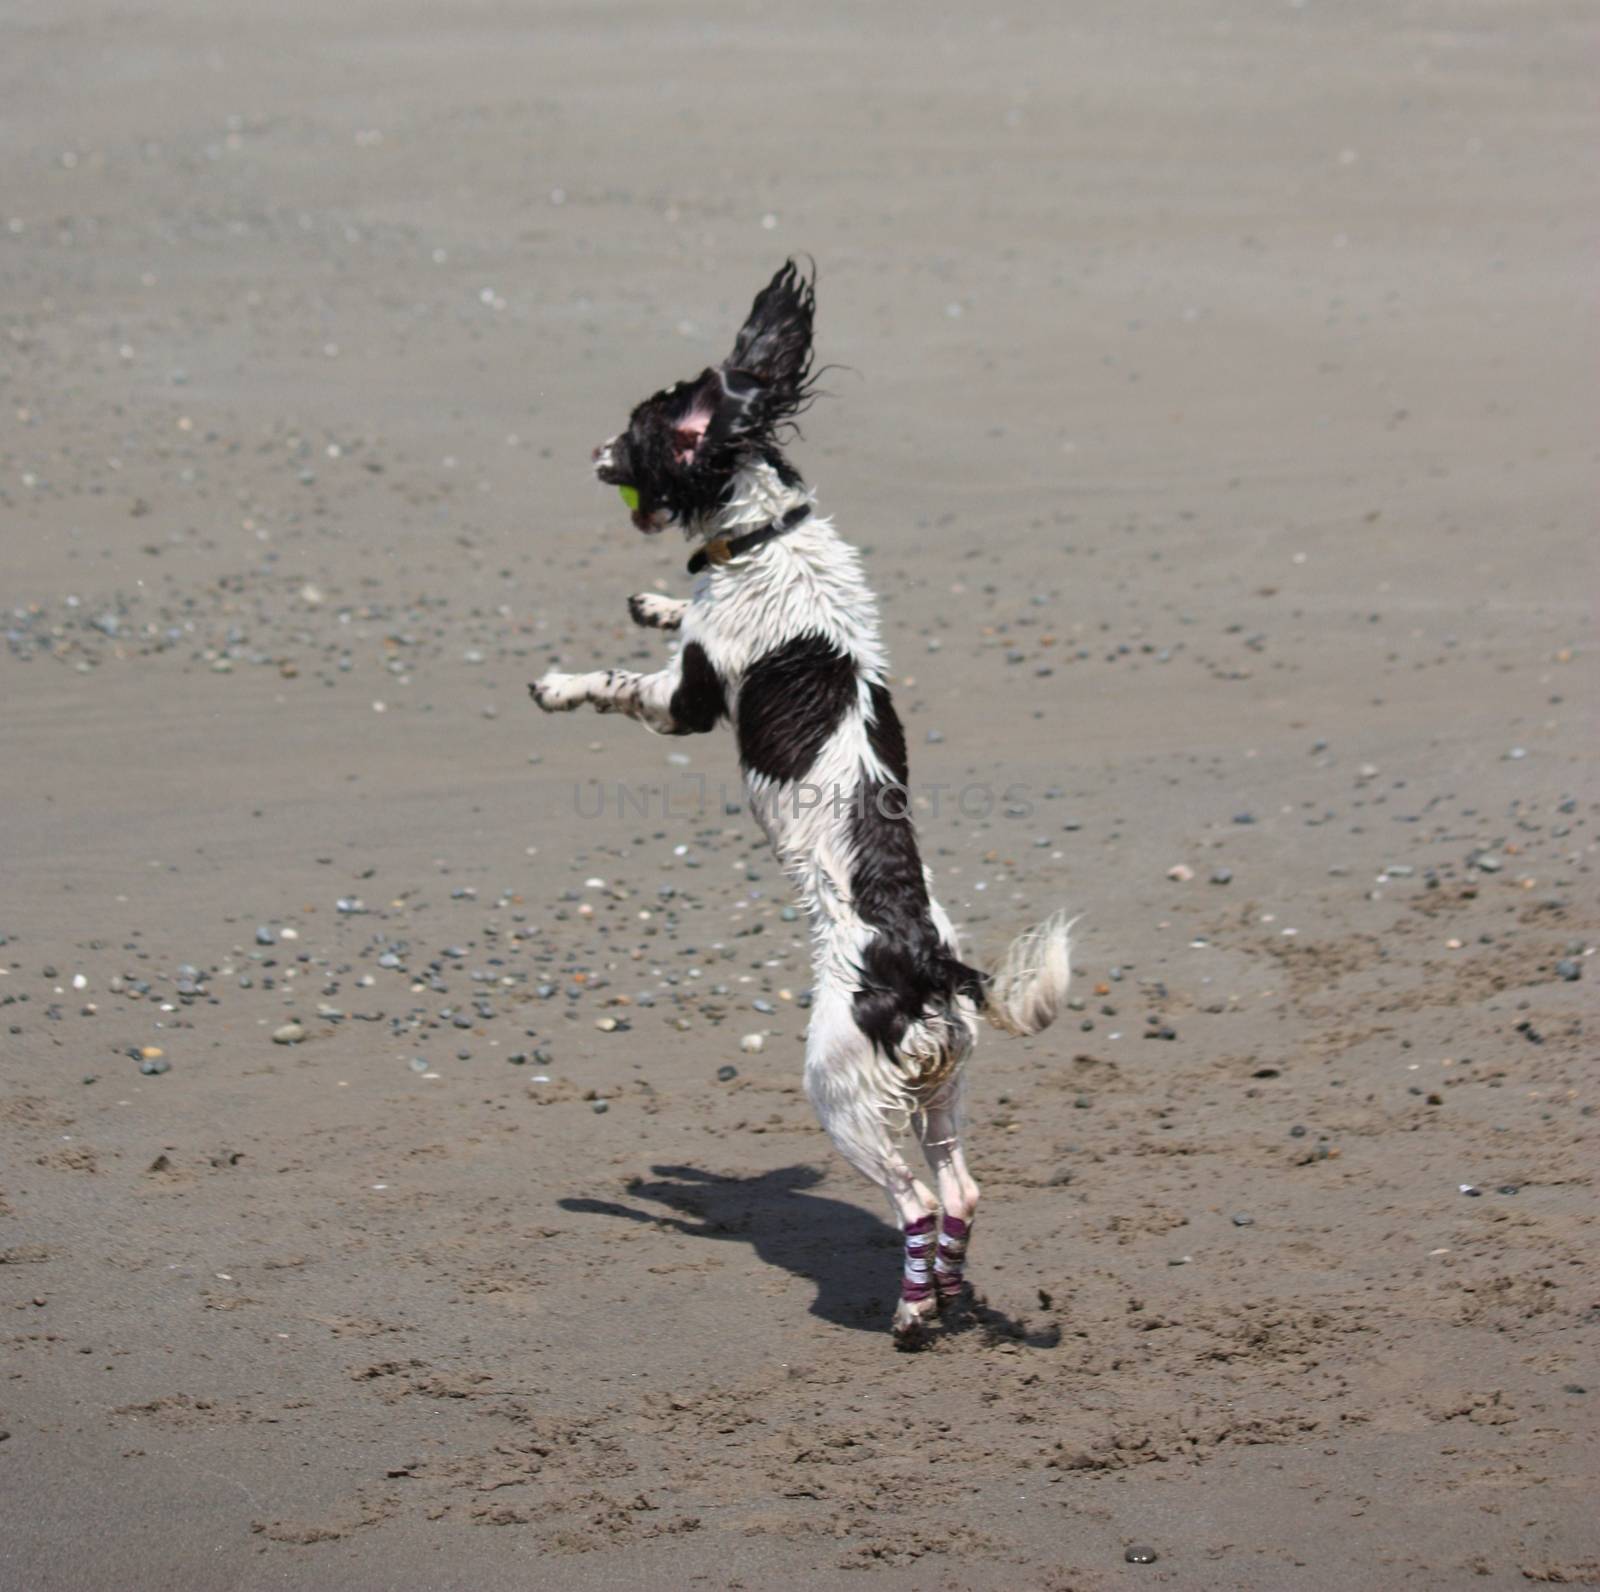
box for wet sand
[2,2,1596,1587]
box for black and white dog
[531,262,1072,1343]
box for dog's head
[593,259,818,534]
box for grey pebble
[591,1100,609,1114]
[1209,867,1233,885]
[1124,1547,1159,1565]
[717,1064,738,1082]
[752,998,775,1014]
[1231,1213,1254,1227]
[256,926,276,945]
[1555,958,1582,982]
[139,1057,170,1076]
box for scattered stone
[1555,958,1582,982]
[139,1057,170,1076]
[740,1033,765,1054]
[1230,1213,1254,1227]
[272,1022,306,1045]
[1124,1546,1160,1565]
[1166,863,1194,882]
[717,1064,738,1082]
[1209,866,1233,885]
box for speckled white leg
[530,666,681,733]
[628,593,687,630]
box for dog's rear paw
[529,672,583,712]
[628,593,685,631]
[891,1297,938,1351]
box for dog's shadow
[559,1163,1059,1347]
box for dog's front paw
[628,593,685,631]
[529,671,585,712]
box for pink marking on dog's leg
[933,1213,971,1303]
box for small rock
[255,926,276,946]
[1555,958,1582,982]
[1125,1546,1160,1565]
[716,1064,738,1082]
[1231,1213,1254,1227]
[1209,867,1233,885]
[139,1057,171,1076]
[740,1033,765,1054]
[272,1022,306,1045]
[1166,863,1194,882]
[591,1100,609,1114]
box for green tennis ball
[618,484,640,512]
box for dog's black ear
[725,259,815,393]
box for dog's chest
[682,525,889,700]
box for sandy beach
[2,1,1596,1586]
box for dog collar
[687,504,811,575]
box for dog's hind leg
[918,1075,980,1312]
[803,995,939,1345]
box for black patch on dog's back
[864,680,909,783]
[850,686,985,1058]
[737,632,857,783]
[668,642,727,735]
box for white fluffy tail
[980,911,1075,1037]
